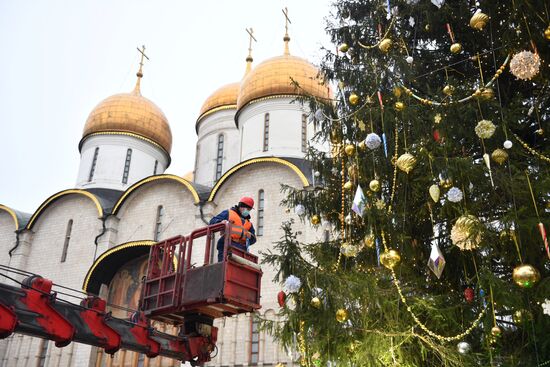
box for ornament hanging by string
[396,153,417,173]
[451,215,483,250]
[475,120,496,139]
[284,275,302,293]
[491,149,508,165]
[294,204,305,216]
[277,291,286,307]
[336,308,348,323]
[510,50,541,80]
[365,133,382,150]
[526,171,550,259]
[446,24,462,53]
[503,140,513,149]
[542,299,550,316]
[351,185,366,216]
[512,264,540,288]
[380,249,401,269]
[483,153,495,187]
[447,187,463,203]
[429,184,440,202]
[464,287,474,303]
[427,243,446,278]
[469,10,489,30]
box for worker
[209,196,256,262]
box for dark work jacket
[209,206,256,259]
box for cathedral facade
[0,35,330,367]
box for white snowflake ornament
[542,299,550,316]
[284,275,302,293]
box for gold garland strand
[333,157,345,270]
[357,17,397,49]
[390,269,487,342]
[512,132,550,164]
[399,54,510,107]
[298,320,308,366]
[387,124,399,214]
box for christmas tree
[262,1,550,366]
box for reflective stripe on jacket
[228,209,252,244]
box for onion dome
[81,64,172,154]
[236,31,331,116]
[196,82,239,128]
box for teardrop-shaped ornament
[429,184,440,202]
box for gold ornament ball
[344,144,356,156]
[349,93,360,105]
[311,297,321,309]
[339,43,349,53]
[343,180,353,190]
[443,85,455,96]
[536,128,544,136]
[440,178,453,189]
[512,264,541,288]
[369,179,381,192]
[470,12,490,30]
[478,87,495,100]
[393,86,402,98]
[491,326,502,337]
[358,141,367,151]
[491,149,508,165]
[379,38,392,53]
[450,43,463,54]
[380,249,401,269]
[311,215,321,226]
[394,101,405,111]
[512,309,532,324]
[336,308,348,323]
[545,25,550,40]
[364,233,375,248]
[451,215,482,250]
[396,153,417,173]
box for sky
[0,0,335,213]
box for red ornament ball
[277,291,286,307]
[464,287,474,303]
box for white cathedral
[0,28,331,367]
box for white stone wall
[1,194,103,367]
[239,97,322,161]
[194,109,240,187]
[76,134,169,191]
[0,212,16,267]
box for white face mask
[242,209,250,217]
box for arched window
[153,160,158,175]
[301,114,308,152]
[263,113,270,152]
[61,219,73,262]
[122,148,132,184]
[154,205,164,241]
[249,314,260,365]
[215,134,224,181]
[88,147,99,182]
[257,190,265,236]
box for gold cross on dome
[282,7,291,36]
[246,27,257,55]
[136,45,149,76]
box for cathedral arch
[0,204,20,230]
[82,240,155,294]
[111,174,200,215]
[207,157,310,202]
[26,189,103,230]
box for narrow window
[250,315,260,365]
[301,114,308,152]
[263,113,270,152]
[61,219,73,263]
[88,147,99,182]
[154,206,164,241]
[257,190,265,237]
[215,134,224,181]
[153,160,158,175]
[37,339,49,367]
[122,148,132,184]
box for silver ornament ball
[457,341,471,354]
[503,140,513,149]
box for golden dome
[236,54,330,112]
[197,82,239,122]
[82,86,172,154]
